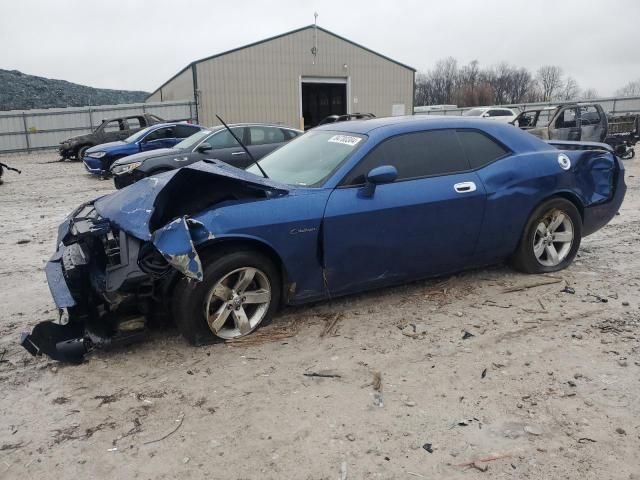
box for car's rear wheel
[512,197,582,273]
[172,249,280,346]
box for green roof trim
[146,25,415,101]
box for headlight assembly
[111,161,142,175]
[90,151,107,158]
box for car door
[551,107,581,141]
[203,128,249,167]
[247,126,288,160]
[139,126,176,152]
[322,129,487,296]
[101,119,127,143]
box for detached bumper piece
[20,316,147,364]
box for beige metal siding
[146,90,163,103]
[150,68,195,103]
[196,28,413,127]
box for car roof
[312,115,513,135]
[207,123,303,132]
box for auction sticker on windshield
[328,135,362,146]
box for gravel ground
[0,151,639,479]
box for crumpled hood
[87,141,127,153]
[63,133,93,145]
[111,148,179,167]
[94,161,290,241]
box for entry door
[302,82,347,129]
[322,129,486,295]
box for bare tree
[560,77,581,101]
[536,65,563,101]
[616,79,640,97]
[581,88,599,100]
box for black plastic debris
[422,443,433,453]
[561,286,575,294]
[481,368,487,379]
[462,331,474,340]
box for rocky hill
[0,69,149,111]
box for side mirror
[361,165,397,197]
[196,143,212,153]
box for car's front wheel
[172,249,281,345]
[512,197,582,273]
[76,145,90,160]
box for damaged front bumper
[20,203,162,362]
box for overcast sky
[1,0,638,96]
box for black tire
[76,145,90,160]
[511,197,582,274]
[172,248,281,346]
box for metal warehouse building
[146,25,415,129]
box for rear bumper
[583,156,627,236]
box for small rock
[524,425,543,436]
[568,380,577,387]
[584,399,594,407]
[456,312,463,317]
[615,427,626,435]
[571,332,583,339]
[346,433,356,442]
[16,239,31,245]
[404,400,416,407]
[622,301,630,307]
[51,366,58,374]
[516,403,523,409]
[618,360,628,367]
[183,457,190,464]
[573,373,583,379]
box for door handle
[231,151,245,156]
[453,181,477,193]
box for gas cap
[557,153,571,170]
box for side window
[144,127,174,142]
[205,129,241,149]
[281,129,300,140]
[174,124,200,138]
[556,108,577,128]
[126,117,142,130]
[580,106,601,126]
[249,126,285,145]
[343,129,469,186]
[457,130,510,169]
[486,110,498,117]
[103,120,123,132]
[497,110,512,117]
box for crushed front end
[21,202,171,363]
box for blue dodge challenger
[21,116,626,361]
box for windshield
[124,126,155,143]
[463,108,486,117]
[246,131,365,187]
[173,129,214,150]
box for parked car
[463,107,517,123]
[513,103,637,159]
[82,123,205,176]
[59,113,164,160]
[317,113,375,126]
[21,116,626,362]
[110,123,302,189]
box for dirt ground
[0,151,638,480]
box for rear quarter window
[174,124,201,138]
[456,130,510,169]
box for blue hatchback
[82,122,205,176]
[22,116,626,362]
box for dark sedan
[110,123,302,188]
